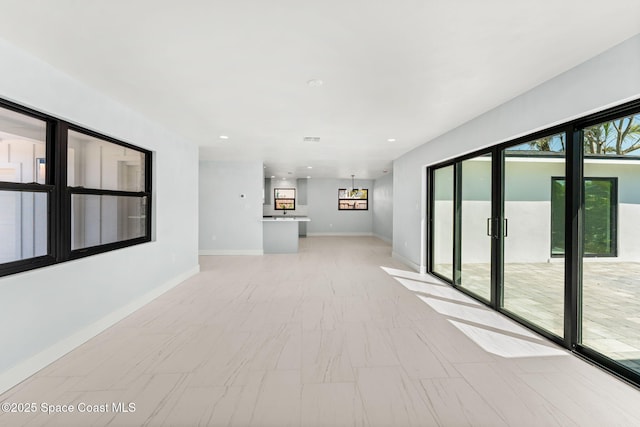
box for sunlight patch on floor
[392,277,482,306]
[381,265,567,359]
[449,320,567,358]
[380,266,439,283]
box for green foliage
[525,114,640,155]
[583,180,613,255]
[584,114,640,155]
[529,134,565,152]
[551,179,566,255]
[551,178,614,256]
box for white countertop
[262,217,310,222]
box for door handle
[487,218,507,238]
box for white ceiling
[0,1,639,179]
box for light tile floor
[437,261,640,372]
[1,237,639,426]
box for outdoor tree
[584,114,640,155]
[528,134,565,152]
[525,114,640,155]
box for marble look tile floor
[436,261,640,371]
[1,237,640,426]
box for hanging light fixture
[349,174,358,198]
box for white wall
[307,178,374,235]
[199,160,264,255]
[457,158,566,265]
[393,33,640,271]
[373,173,393,242]
[0,38,200,392]
[503,159,564,263]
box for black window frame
[274,188,295,211]
[338,188,369,210]
[0,97,152,278]
[427,164,456,283]
[426,97,640,388]
[66,125,152,258]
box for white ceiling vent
[303,136,320,143]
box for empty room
[1,1,640,426]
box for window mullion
[564,126,582,349]
[55,121,70,262]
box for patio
[434,262,640,372]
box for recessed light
[307,79,323,87]
[307,176,311,179]
[307,166,313,169]
[387,138,396,142]
[219,135,229,140]
[270,175,275,178]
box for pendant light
[349,174,357,198]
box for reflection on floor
[434,261,640,372]
[1,238,639,426]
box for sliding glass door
[459,154,493,301]
[427,100,640,386]
[502,134,566,337]
[430,143,565,336]
[581,112,640,377]
[431,165,454,281]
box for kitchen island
[262,216,311,253]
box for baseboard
[306,232,374,237]
[0,264,200,395]
[392,251,422,273]
[373,233,392,244]
[199,249,264,256]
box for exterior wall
[433,157,640,264]
[393,33,640,271]
[432,167,454,267]
[460,159,492,265]
[503,159,565,263]
[0,38,200,392]
[432,200,453,265]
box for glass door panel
[582,113,640,376]
[502,134,566,337]
[459,154,492,300]
[432,166,454,280]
